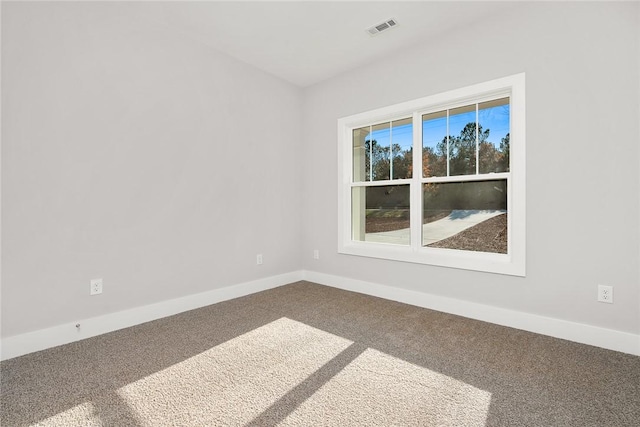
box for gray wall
[1,2,303,337]
[302,2,640,334]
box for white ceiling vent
[366,18,398,36]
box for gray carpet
[1,281,639,426]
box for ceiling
[137,1,521,87]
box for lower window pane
[352,185,410,245]
[423,180,507,253]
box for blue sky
[369,101,510,156]
[423,101,510,154]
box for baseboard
[0,271,305,361]
[302,270,640,356]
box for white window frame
[337,73,526,276]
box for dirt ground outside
[365,210,507,254]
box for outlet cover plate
[597,285,613,303]
[90,278,103,295]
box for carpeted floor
[1,281,639,426]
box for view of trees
[364,140,412,181]
[364,122,509,181]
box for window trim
[337,73,526,276]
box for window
[338,74,525,276]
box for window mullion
[369,125,373,182]
[475,103,479,175]
[446,110,450,177]
[410,112,422,250]
[389,122,393,180]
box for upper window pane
[422,98,510,178]
[422,110,447,178]
[448,104,477,176]
[353,118,412,182]
[352,126,370,182]
[478,97,510,173]
[391,118,413,179]
[370,122,391,180]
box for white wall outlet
[597,285,613,303]
[256,254,263,265]
[313,249,320,260]
[90,278,103,295]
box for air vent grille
[367,18,398,36]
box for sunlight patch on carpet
[279,348,492,427]
[113,318,490,426]
[115,317,353,426]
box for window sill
[338,241,525,277]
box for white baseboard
[3,269,638,360]
[302,270,640,356]
[0,271,305,361]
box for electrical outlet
[597,285,613,303]
[90,278,103,295]
[256,254,263,265]
[313,249,320,260]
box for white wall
[302,2,640,335]
[1,2,303,338]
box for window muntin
[338,74,525,276]
[391,118,413,180]
[448,104,477,176]
[422,110,447,178]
